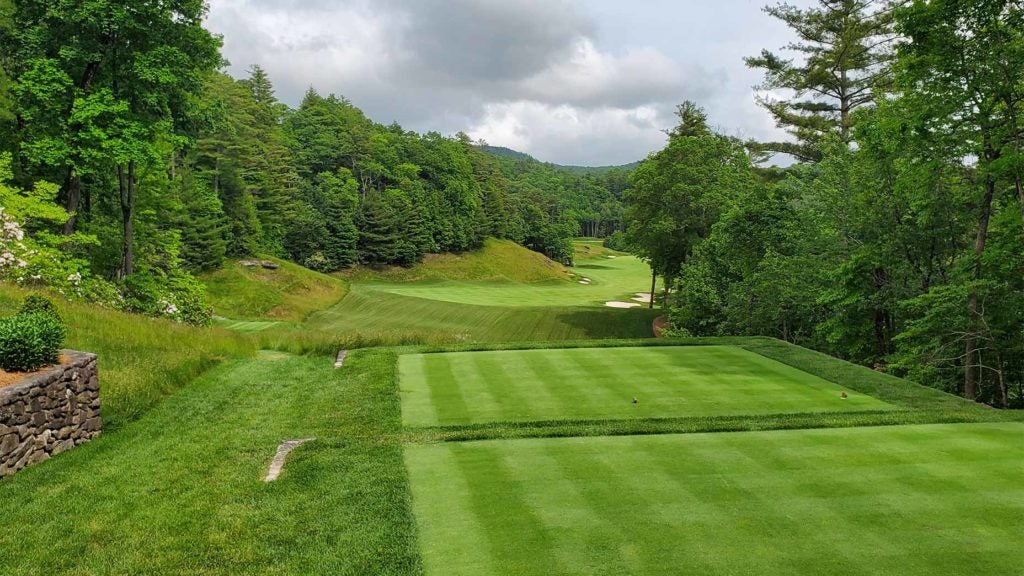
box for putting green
[405,422,1024,576]
[365,252,656,307]
[398,346,893,426]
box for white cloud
[516,39,689,108]
[469,101,669,165]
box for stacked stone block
[0,351,100,478]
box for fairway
[405,423,1024,576]
[364,252,656,307]
[305,286,658,343]
[399,346,892,426]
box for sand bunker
[605,301,641,308]
[632,292,653,303]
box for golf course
[3,239,1020,575]
[2,0,1022,573]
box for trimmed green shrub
[19,294,62,323]
[0,313,67,372]
[602,231,628,252]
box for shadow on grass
[557,307,661,339]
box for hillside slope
[0,285,253,428]
[201,257,348,322]
[341,238,570,284]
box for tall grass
[201,256,348,322]
[0,285,254,429]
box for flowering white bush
[0,206,29,273]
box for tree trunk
[62,167,81,235]
[117,161,136,279]
[872,266,890,358]
[1016,175,1024,237]
[965,174,996,400]
[649,269,657,310]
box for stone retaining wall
[0,350,100,478]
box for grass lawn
[405,422,1024,576]
[299,286,658,348]
[0,350,420,575]
[399,346,893,427]
[365,251,655,307]
[340,238,569,284]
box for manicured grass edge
[389,337,1012,444]
[402,409,1021,444]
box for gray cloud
[206,0,801,166]
[385,0,594,84]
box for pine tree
[176,174,228,272]
[746,0,897,161]
[357,195,398,264]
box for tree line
[0,0,622,322]
[624,0,1024,407]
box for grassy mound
[0,285,253,429]
[201,257,348,322]
[341,238,569,283]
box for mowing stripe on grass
[399,346,894,427]
[405,422,1024,576]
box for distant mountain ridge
[478,145,640,174]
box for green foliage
[625,102,754,286]
[121,271,213,327]
[0,312,65,372]
[602,231,628,251]
[745,0,897,160]
[19,294,60,321]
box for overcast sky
[206,0,809,166]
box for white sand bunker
[632,292,653,303]
[606,255,617,259]
[578,277,592,285]
[606,301,641,308]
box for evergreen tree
[746,0,898,161]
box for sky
[205,0,809,166]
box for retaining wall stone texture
[0,350,100,478]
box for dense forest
[0,0,628,323]
[624,0,1023,407]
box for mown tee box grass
[405,422,1024,576]
[398,345,893,427]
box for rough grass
[398,346,894,427]
[287,286,658,353]
[0,285,254,429]
[0,350,421,575]
[405,423,1024,576]
[201,256,348,322]
[340,238,568,283]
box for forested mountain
[623,0,1024,407]
[479,145,641,175]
